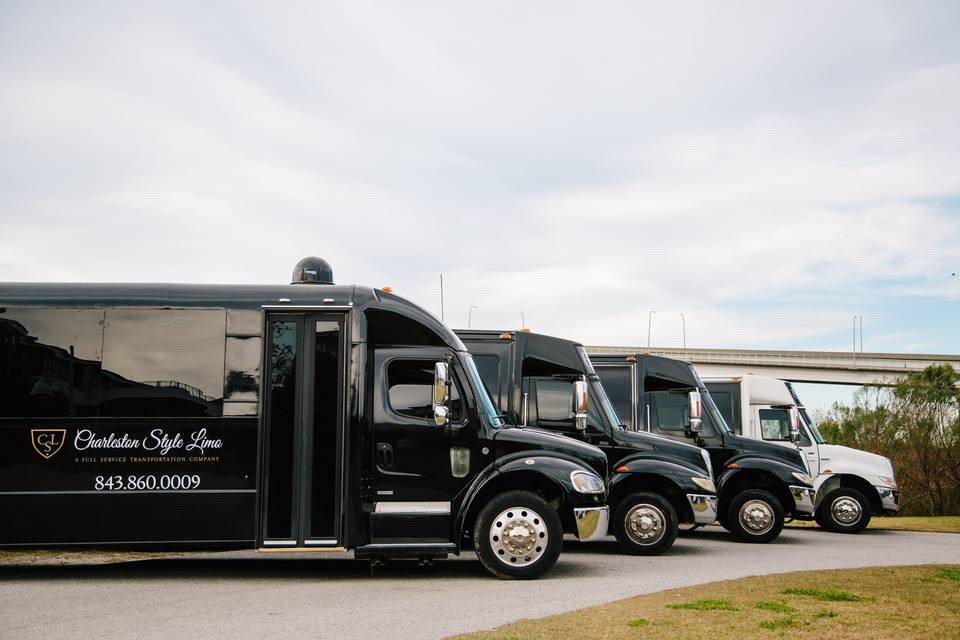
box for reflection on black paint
[0,308,228,418]
[0,310,104,418]
[266,320,297,540]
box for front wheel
[818,488,871,533]
[612,492,678,556]
[726,489,784,543]
[473,490,562,579]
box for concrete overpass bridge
[584,346,960,385]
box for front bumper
[687,493,719,524]
[573,506,610,541]
[790,485,816,515]
[877,486,900,514]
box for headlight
[690,476,716,494]
[791,472,813,485]
[570,471,605,494]
[878,476,897,488]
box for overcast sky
[2,1,959,400]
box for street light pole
[468,305,478,329]
[520,310,525,328]
[647,310,656,348]
[680,313,686,349]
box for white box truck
[702,374,899,533]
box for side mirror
[573,379,588,431]
[789,407,801,444]
[688,391,702,434]
[433,362,450,427]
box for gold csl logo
[31,429,67,459]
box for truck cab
[704,375,899,533]
[457,330,718,556]
[590,353,816,543]
[0,258,609,580]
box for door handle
[377,443,394,469]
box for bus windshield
[462,353,505,428]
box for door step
[355,541,457,559]
[370,511,450,541]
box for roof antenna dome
[291,257,334,285]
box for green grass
[786,515,960,534]
[781,588,866,602]
[452,565,960,640]
[665,599,738,611]
[758,617,800,630]
[754,601,795,613]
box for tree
[817,365,960,516]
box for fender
[716,455,806,495]
[609,454,708,495]
[454,452,598,539]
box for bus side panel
[0,417,258,546]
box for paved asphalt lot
[2,527,958,640]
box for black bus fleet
[457,330,718,556]
[0,258,610,579]
[590,353,816,543]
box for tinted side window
[100,309,226,417]
[596,366,633,430]
[523,375,604,435]
[648,391,689,432]
[387,360,462,421]
[0,308,104,418]
[759,409,791,441]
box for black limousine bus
[0,258,609,579]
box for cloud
[0,1,958,352]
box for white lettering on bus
[186,428,223,455]
[74,429,140,450]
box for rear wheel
[612,492,678,556]
[818,488,871,533]
[473,490,562,579]
[726,489,784,543]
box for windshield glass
[462,353,504,428]
[574,346,622,428]
[799,407,826,444]
[785,383,826,444]
[589,376,623,429]
[691,369,731,433]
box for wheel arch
[610,472,693,524]
[718,468,794,516]
[817,474,882,514]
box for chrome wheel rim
[488,506,548,567]
[738,499,775,535]
[624,503,667,546]
[830,496,862,526]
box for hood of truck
[723,432,808,472]
[818,444,893,476]
[494,427,608,480]
[615,430,711,475]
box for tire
[818,487,871,534]
[473,490,562,579]
[612,492,679,556]
[726,489,784,543]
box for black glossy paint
[591,353,813,515]
[457,330,713,525]
[0,282,607,554]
